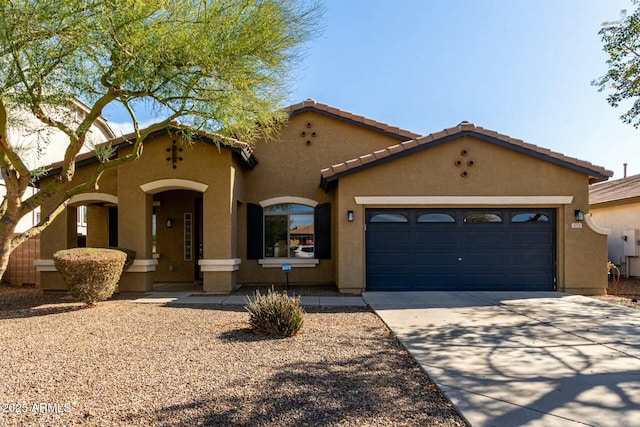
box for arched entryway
[140,179,207,291]
[68,193,119,248]
[152,189,203,290]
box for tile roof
[320,121,613,191]
[38,124,257,179]
[287,99,422,141]
[590,174,640,205]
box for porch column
[86,205,109,247]
[200,183,238,293]
[36,206,77,290]
[117,189,156,291]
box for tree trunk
[0,221,18,283]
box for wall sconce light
[574,210,584,222]
[166,218,174,228]
[347,210,354,222]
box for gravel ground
[0,285,466,426]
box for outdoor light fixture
[574,210,584,222]
[166,218,174,228]
[347,210,354,222]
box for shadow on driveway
[365,291,640,427]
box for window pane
[465,213,502,223]
[264,215,288,257]
[290,214,314,257]
[184,213,192,261]
[512,213,550,223]
[370,213,409,223]
[263,203,315,258]
[418,213,456,223]
[264,203,314,213]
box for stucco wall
[86,205,110,247]
[237,111,406,285]
[36,115,608,295]
[591,200,640,276]
[335,136,608,294]
[38,133,240,291]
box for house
[36,100,612,294]
[590,174,640,277]
[2,100,115,287]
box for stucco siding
[334,136,606,294]
[591,202,640,276]
[237,111,402,285]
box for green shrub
[53,248,127,306]
[108,247,136,274]
[245,288,305,337]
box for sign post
[281,263,292,292]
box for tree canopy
[594,0,640,127]
[0,0,323,276]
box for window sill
[258,258,319,268]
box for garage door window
[417,213,456,223]
[464,212,502,223]
[370,213,408,223]
[511,212,550,223]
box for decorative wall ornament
[166,140,183,169]
[454,148,474,177]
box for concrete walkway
[363,291,640,427]
[132,291,367,307]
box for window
[264,203,314,258]
[370,213,409,223]
[465,212,502,223]
[184,213,192,261]
[77,205,87,227]
[418,213,456,223]
[152,209,157,254]
[511,212,550,223]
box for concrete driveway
[363,291,640,427]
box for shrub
[53,248,127,306]
[108,247,136,274]
[245,288,305,337]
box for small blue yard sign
[282,263,292,273]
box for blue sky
[105,0,639,180]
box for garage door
[365,208,555,291]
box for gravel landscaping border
[3,277,638,426]
[588,277,640,309]
[0,285,466,426]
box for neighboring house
[590,174,640,277]
[2,99,115,233]
[36,100,612,294]
[2,100,115,286]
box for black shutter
[314,203,331,259]
[247,203,263,259]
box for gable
[337,134,593,199]
[39,125,257,180]
[244,107,419,204]
[288,99,421,141]
[321,122,612,191]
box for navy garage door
[365,208,555,291]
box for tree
[0,0,322,280]
[594,0,640,127]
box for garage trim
[355,196,573,205]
